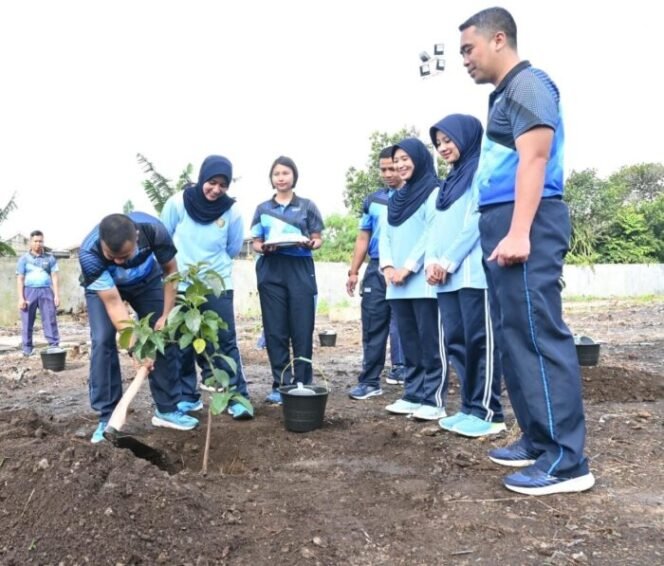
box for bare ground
[0,298,662,565]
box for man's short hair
[29,230,43,239]
[99,214,137,253]
[459,7,517,49]
[378,147,394,160]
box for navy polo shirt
[474,61,565,206]
[79,211,177,291]
[359,188,393,260]
[250,194,324,257]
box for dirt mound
[1,300,663,564]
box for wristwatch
[348,269,358,277]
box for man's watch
[348,269,358,277]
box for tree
[314,213,358,262]
[136,153,193,213]
[607,163,664,204]
[564,164,664,264]
[0,193,18,256]
[564,169,607,264]
[123,200,135,215]
[120,263,253,475]
[597,205,657,263]
[344,128,449,216]
[640,194,664,262]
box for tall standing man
[79,212,198,443]
[16,230,60,356]
[346,147,408,400]
[458,7,594,495]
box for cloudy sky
[1,0,660,248]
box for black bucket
[319,331,337,347]
[278,384,329,432]
[40,347,67,372]
[574,336,600,366]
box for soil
[0,298,662,565]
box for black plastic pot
[319,331,337,347]
[574,336,600,366]
[40,348,67,372]
[278,384,329,432]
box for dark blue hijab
[183,155,235,224]
[388,138,440,226]
[429,114,483,211]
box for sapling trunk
[202,405,213,476]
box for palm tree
[0,193,17,256]
[136,153,193,213]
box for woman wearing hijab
[380,138,445,421]
[161,154,252,420]
[425,114,504,437]
[250,156,324,405]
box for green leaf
[118,327,134,350]
[205,272,225,297]
[179,333,194,350]
[230,394,254,416]
[151,332,166,356]
[184,309,202,334]
[210,391,232,415]
[201,325,218,344]
[212,368,230,389]
[167,305,184,327]
[193,338,206,354]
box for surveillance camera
[419,51,431,63]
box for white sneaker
[385,399,421,415]
[412,405,447,421]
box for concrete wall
[560,264,664,298]
[1,257,663,326]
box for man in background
[16,230,60,356]
[346,148,409,400]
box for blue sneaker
[451,415,507,438]
[22,349,34,357]
[488,439,542,468]
[504,466,596,496]
[265,390,283,405]
[349,384,383,400]
[256,332,267,349]
[177,399,203,413]
[228,401,254,420]
[439,412,470,431]
[91,420,108,444]
[385,365,406,385]
[151,409,199,431]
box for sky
[0,0,661,248]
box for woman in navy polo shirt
[250,156,325,404]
